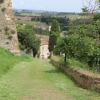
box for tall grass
[0,48,32,77]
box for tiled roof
[36,35,49,45]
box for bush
[17,23,40,57]
[55,34,100,71]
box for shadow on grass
[45,69,61,74]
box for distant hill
[13,9,82,18]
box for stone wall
[51,59,100,93]
[0,0,20,54]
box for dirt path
[0,59,100,100]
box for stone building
[0,0,20,54]
[37,35,50,59]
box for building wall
[0,0,20,54]
[51,60,100,93]
[39,45,50,59]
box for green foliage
[31,16,70,31]
[94,14,100,21]
[93,20,100,35]
[49,19,60,54]
[54,14,100,71]
[82,7,89,13]
[17,23,40,57]
[50,19,60,32]
[49,31,58,52]
[67,58,88,69]
[55,33,100,71]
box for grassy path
[0,59,100,100]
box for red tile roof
[36,35,49,45]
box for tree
[49,31,58,52]
[97,0,100,9]
[82,6,89,13]
[93,13,100,21]
[17,23,40,57]
[82,0,100,14]
[50,19,60,32]
[56,34,100,69]
[49,19,60,57]
[55,37,68,62]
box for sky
[12,0,84,12]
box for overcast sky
[12,0,83,12]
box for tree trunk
[49,51,53,58]
[64,53,67,63]
[32,49,37,58]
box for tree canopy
[17,23,40,57]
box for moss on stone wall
[0,0,20,55]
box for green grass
[16,20,34,25]
[66,58,100,74]
[0,48,32,77]
[51,56,100,74]
[67,58,89,69]
[0,51,100,100]
[0,58,100,100]
[19,12,41,16]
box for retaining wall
[51,60,100,93]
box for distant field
[17,13,82,18]
[19,12,41,16]
[14,9,82,18]
[16,20,34,25]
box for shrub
[55,34,100,71]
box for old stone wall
[51,59,100,93]
[0,0,20,54]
